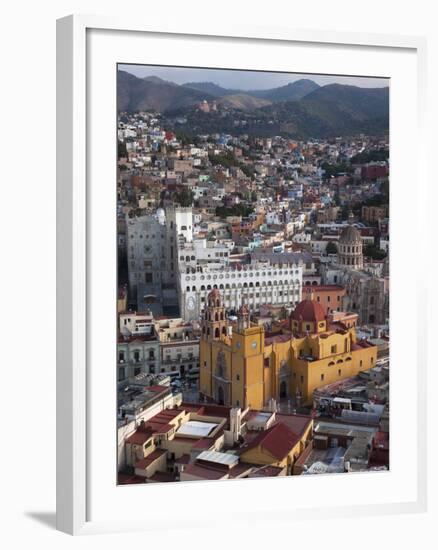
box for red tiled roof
[249,465,284,478]
[148,471,175,482]
[134,449,167,470]
[192,438,216,450]
[117,473,146,485]
[126,430,153,445]
[183,463,228,481]
[264,333,292,345]
[241,422,301,461]
[272,412,312,437]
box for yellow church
[199,288,377,408]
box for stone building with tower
[321,219,389,325]
[199,288,377,408]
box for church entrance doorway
[280,381,287,399]
[217,385,224,405]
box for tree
[215,204,254,218]
[175,188,194,207]
[326,241,338,255]
[364,244,387,260]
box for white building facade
[178,258,303,321]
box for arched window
[214,327,220,338]
[328,361,335,366]
[215,312,219,321]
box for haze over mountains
[118,70,389,138]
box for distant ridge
[118,70,389,138]
[250,79,320,101]
[118,70,216,112]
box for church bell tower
[201,288,228,340]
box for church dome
[291,299,326,324]
[339,224,362,244]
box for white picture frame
[57,14,428,535]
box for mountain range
[118,70,389,138]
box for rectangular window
[321,373,325,381]
[338,369,342,376]
[331,345,337,354]
[145,273,153,283]
[236,374,240,381]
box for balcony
[128,356,156,365]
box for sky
[119,64,389,90]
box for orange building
[200,289,377,408]
[303,285,346,315]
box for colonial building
[319,219,389,325]
[178,252,304,322]
[117,332,161,382]
[321,262,389,325]
[199,289,377,408]
[126,206,193,311]
[154,317,200,381]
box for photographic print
[116,64,389,485]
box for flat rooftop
[176,420,219,438]
[197,450,239,467]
